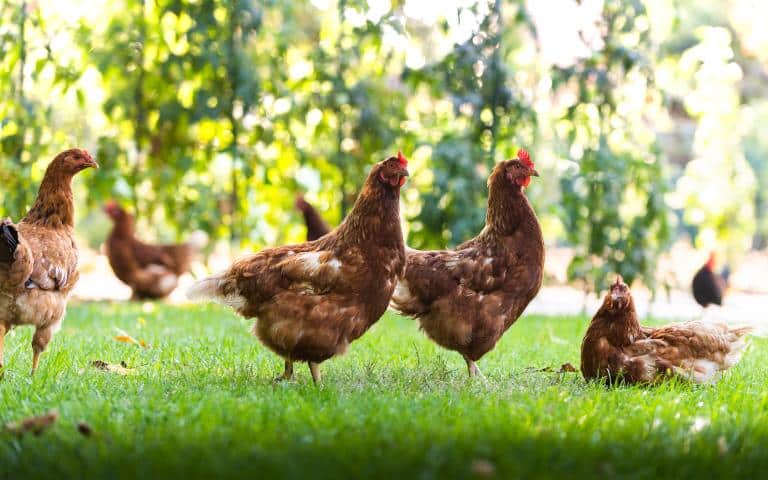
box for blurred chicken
[390,149,544,378]
[295,194,330,241]
[692,252,729,307]
[104,202,205,300]
[0,149,98,374]
[188,153,409,383]
[581,277,751,385]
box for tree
[403,0,536,248]
[554,0,671,293]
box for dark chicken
[0,149,98,373]
[188,153,409,383]
[104,202,201,299]
[295,195,330,241]
[692,252,729,307]
[581,277,751,385]
[390,149,544,378]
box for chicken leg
[275,360,294,382]
[31,326,52,375]
[308,362,321,384]
[0,323,6,370]
[465,357,487,381]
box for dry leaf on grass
[559,363,577,373]
[77,422,94,437]
[532,363,578,373]
[5,410,58,436]
[471,459,496,477]
[113,328,148,348]
[91,360,136,375]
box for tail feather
[187,273,247,310]
[0,221,19,264]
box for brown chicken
[0,149,98,374]
[295,194,330,241]
[188,153,409,383]
[581,277,751,385]
[390,149,544,378]
[104,201,201,299]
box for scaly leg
[275,360,294,382]
[308,362,321,384]
[0,324,6,372]
[31,326,52,376]
[464,356,487,381]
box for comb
[517,148,533,168]
[397,150,408,167]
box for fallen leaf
[6,410,58,436]
[471,459,496,477]
[90,360,136,375]
[77,422,93,437]
[113,328,148,348]
[559,363,577,373]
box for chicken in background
[104,201,206,300]
[295,194,330,241]
[188,153,409,383]
[692,252,730,308]
[390,149,544,379]
[0,149,98,374]
[581,277,751,385]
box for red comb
[517,148,533,168]
[397,150,408,167]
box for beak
[88,159,100,169]
[530,169,539,177]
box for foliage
[404,0,537,248]
[672,27,757,259]
[554,0,671,292]
[0,0,83,217]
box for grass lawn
[1,302,767,479]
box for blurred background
[1,0,767,312]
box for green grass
[1,303,767,480]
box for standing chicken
[390,149,544,378]
[104,201,202,299]
[188,153,409,383]
[581,277,751,385]
[0,149,98,374]
[691,252,729,307]
[295,194,330,241]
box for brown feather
[581,281,751,385]
[390,158,545,364]
[104,204,195,299]
[0,149,95,372]
[189,156,407,372]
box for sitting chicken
[390,149,544,378]
[0,149,98,374]
[188,153,409,383]
[104,201,203,300]
[581,277,751,385]
[295,194,330,241]
[692,252,729,308]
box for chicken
[0,149,98,374]
[581,277,751,385]
[692,252,729,307]
[295,194,330,241]
[390,149,544,378]
[187,153,409,383]
[103,201,202,300]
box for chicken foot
[275,360,295,382]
